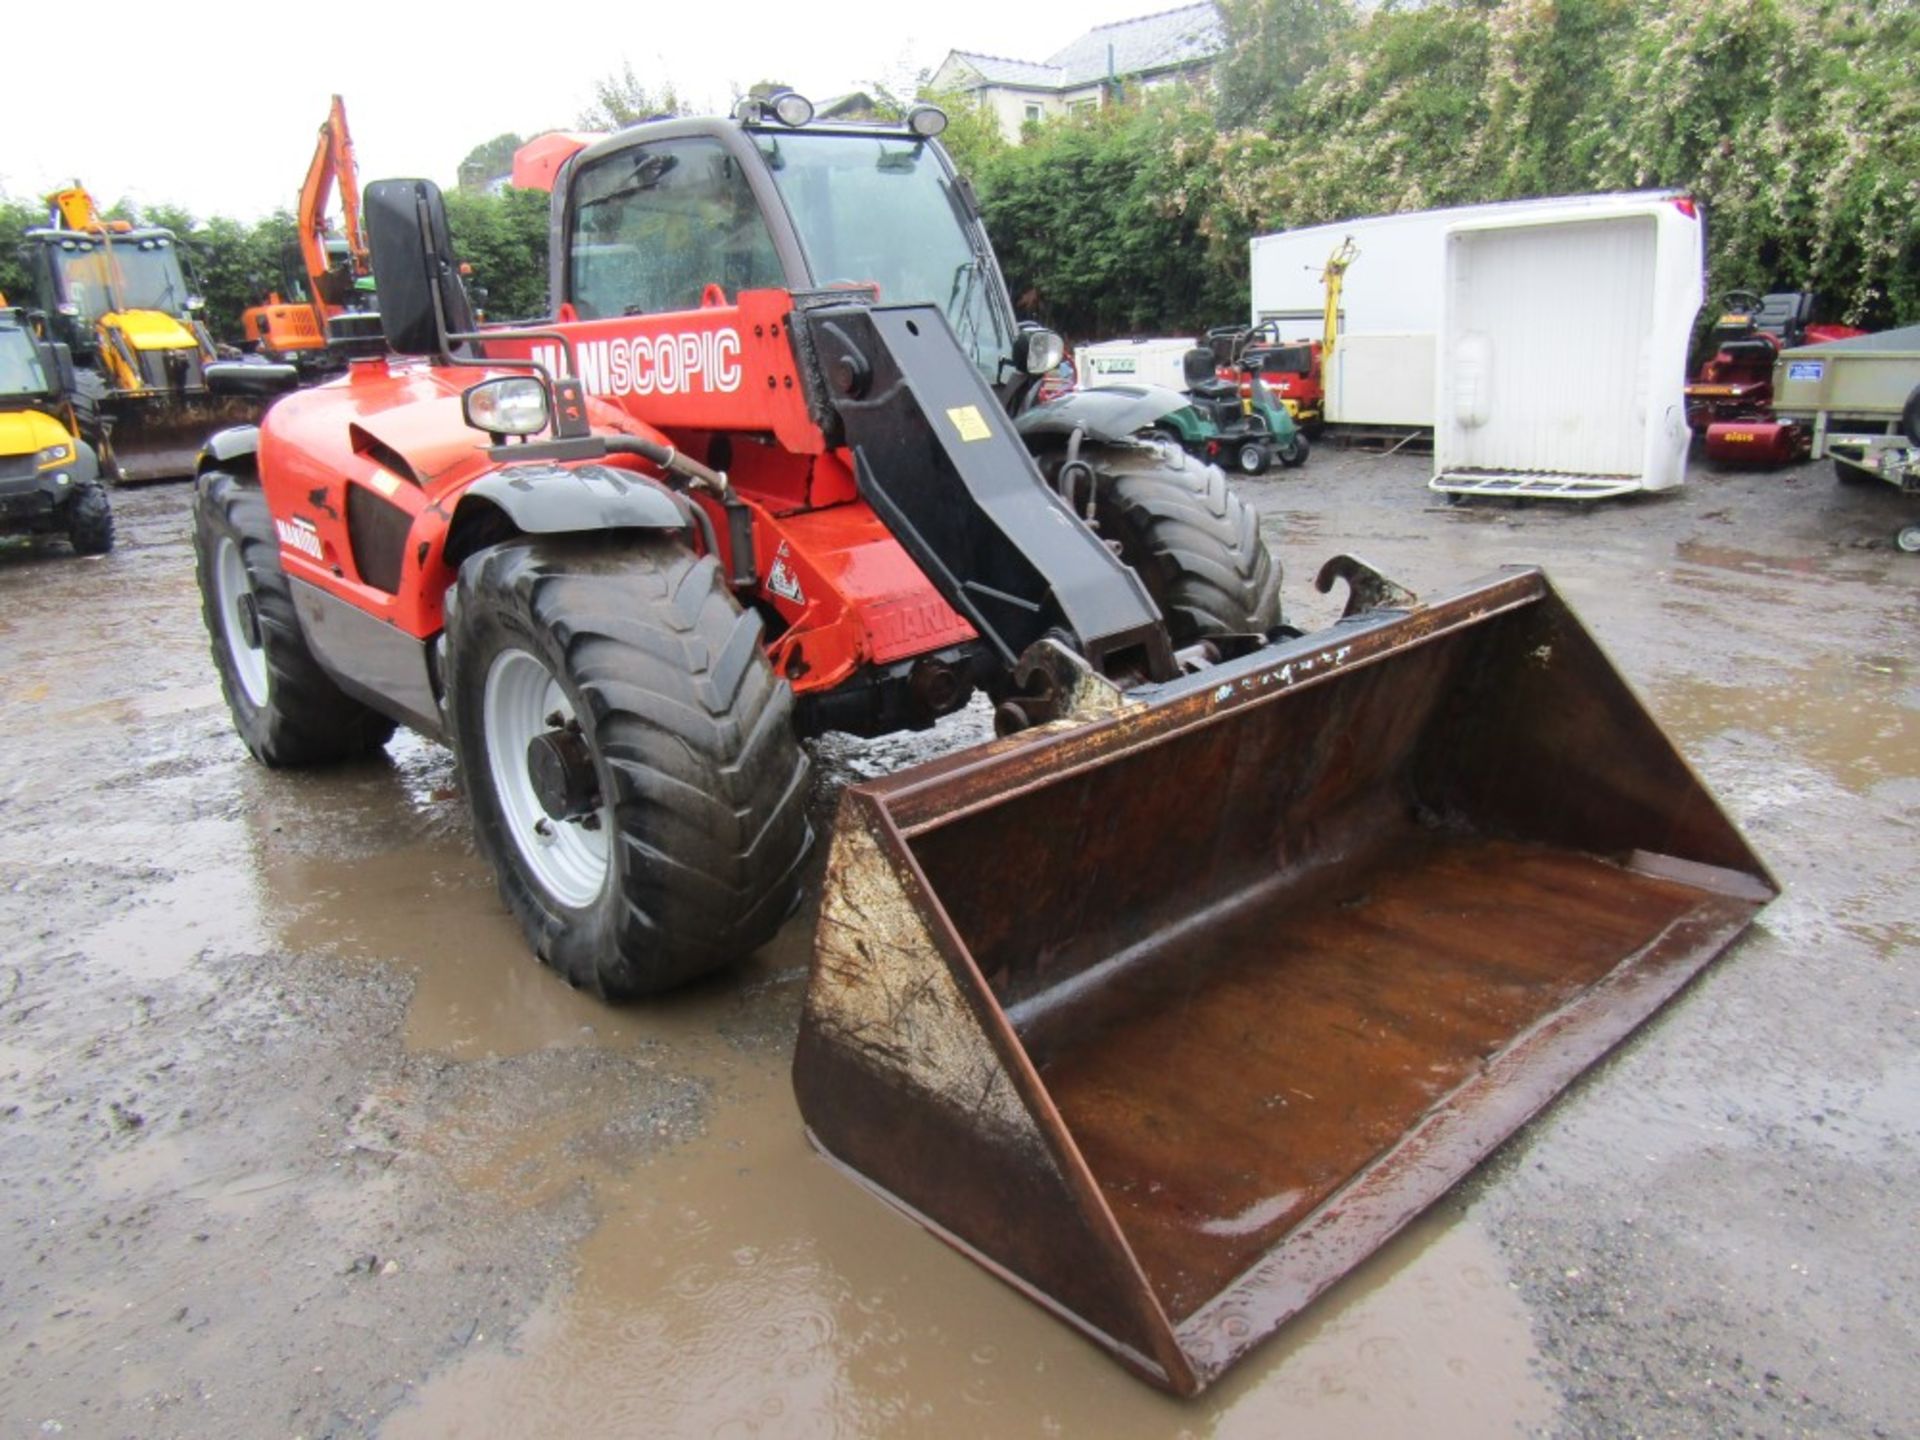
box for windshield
[0,329,50,397]
[52,235,189,322]
[754,132,1010,378]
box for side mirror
[364,178,476,357]
[205,361,301,398]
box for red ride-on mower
[1686,290,1864,465]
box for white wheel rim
[483,648,610,909]
[214,535,270,707]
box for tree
[458,133,526,192]
[969,97,1246,340]
[575,62,688,130]
[0,198,46,305]
[1213,0,1357,128]
[443,187,551,322]
[919,89,1007,180]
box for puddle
[1651,651,1919,794]
[216,724,1558,1438]
[384,1046,1556,1440]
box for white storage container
[1249,191,1696,435]
[1431,198,1703,499]
[1078,337,1199,394]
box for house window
[1070,98,1097,115]
[1024,103,1042,122]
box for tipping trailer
[188,96,1774,1394]
[1773,324,1920,552]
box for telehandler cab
[192,96,1774,1394]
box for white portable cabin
[1431,195,1703,499]
[1077,337,1199,394]
[1247,191,1694,436]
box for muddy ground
[0,447,1912,1439]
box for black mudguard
[1013,383,1191,445]
[458,462,687,535]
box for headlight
[906,104,948,139]
[36,442,74,467]
[462,376,550,436]
[1020,329,1066,377]
[771,91,815,127]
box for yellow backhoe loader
[22,186,258,480]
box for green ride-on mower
[1164,346,1308,475]
[0,306,113,555]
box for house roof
[1046,3,1224,86]
[944,51,1069,89]
[938,3,1223,94]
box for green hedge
[958,0,1918,341]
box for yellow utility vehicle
[0,303,112,553]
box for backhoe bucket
[102,393,261,482]
[793,566,1775,1396]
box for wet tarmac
[0,448,1912,1438]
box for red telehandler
[191,97,1773,1395]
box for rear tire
[192,468,395,766]
[65,480,114,554]
[445,536,813,998]
[1896,523,1920,554]
[1235,440,1270,476]
[1090,442,1283,642]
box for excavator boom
[297,94,370,326]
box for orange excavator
[240,95,382,374]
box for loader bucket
[102,393,263,482]
[793,566,1775,1396]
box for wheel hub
[527,726,601,821]
[236,592,262,650]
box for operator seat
[1753,292,1815,346]
[1184,346,1247,427]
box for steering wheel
[1720,290,1763,315]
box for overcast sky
[3,0,1140,223]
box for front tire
[1089,442,1283,643]
[65,480,114,554]
[192,469,395,766]
[446,537,812,998]
[1279,433,1310,468]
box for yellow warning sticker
[946,405,992,443]
[368,468,402,497]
